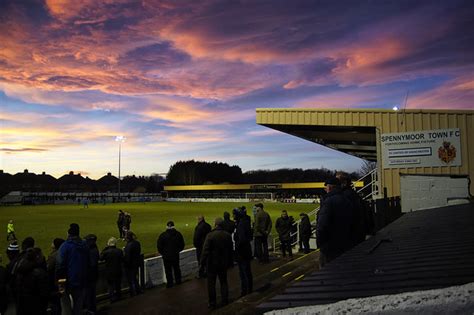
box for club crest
[438,141,456,164]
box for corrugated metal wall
[256,109,474,197]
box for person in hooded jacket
[14,247,49,315]
[157,221,185,288]
[200,218,233,309]
[56,223,90,315]
[233,207,253,297]
[123,231,142,296]
[100,237,123,302]
[299,213,312,254]
[193,216,211,278]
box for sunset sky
[1,0,473,179]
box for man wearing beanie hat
[200,217,234,309]
[100,237,123,302]
[56,223,89,315]
[157,221,185,288]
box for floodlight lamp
[115,136,126,142]
[392,106,399,111]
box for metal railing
[272,169,378,252]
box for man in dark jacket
[253,203,272,263]
[85,234,99,314]
[201,218,233,309]
[56,223,89,315]
[337,172,374,247]
[193,215,211,278]
[157,221,185,288]
[299,213,312,254]
[233,207,253,297]
[316,178,353,268]
[14,247,49,315]
[46,238,65,315]
[100,237,123,302]
[275,210,294,259]
[123,231,142,296]
[0,256,8,315]
[222,211,235,235]
[117,210,125,239]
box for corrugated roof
[258,202,474,311]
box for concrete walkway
[97,250,320,315]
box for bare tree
[359,160,377,176]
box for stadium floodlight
[115,136,126,202]
[392,106,399,111]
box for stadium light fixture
[115,136,126,202]
[393,106,399,111]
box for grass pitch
[1,201,317,258]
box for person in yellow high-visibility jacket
[7,219,16,241]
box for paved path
[97,250,320,315]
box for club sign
[381,128,461,168]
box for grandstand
[164,181,363,203]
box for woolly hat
[166,221,175,229]
[7,242,19,252]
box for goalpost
[245,192,274,201]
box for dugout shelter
[256,108,474,212]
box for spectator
[275,210,294,259]
[299,213,312,254]
[201,218,233,310]
[7,220,16,242]
[316,178,353,268]
[56,223,89,315]
[85,234,99,315]
[233,207,253,297]
[0,255,7,315]
[100,237,123,303]
[222,211,235,235]
[157,221,185,288]
[46,238,65,315]
[337,172,374,247]
[123,213,132,235]
[123,231,142,296]
[253,203,272,263]
[193,215,211,278]
[14,247,49,315]
[117,210,125,239]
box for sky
[1,0,473,179]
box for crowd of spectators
[1,173,373,313]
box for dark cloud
[1,148,48,153]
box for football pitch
[1,201,318,257]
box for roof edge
[256,108,474,115]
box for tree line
[166,160,361,185]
